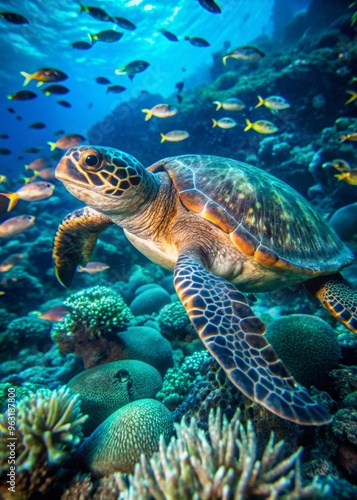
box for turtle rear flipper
[174,253,331,425]
[53,207,113,288]
[305,274,357,333]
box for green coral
[0,383,41,412]
[0,315,52,358]
[67,359,163,435]
[158,302,189,335]
[0,308,16,332]
[76,398,173,476]
[0,386,87,472]
[114,408,328,499]
[51,286,134,367]
[52,286,133,341]
[157,301,194,341]
[157,350,209,408]
[265,314,341,389]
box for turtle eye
[82,152,103,171]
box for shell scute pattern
[161,155,352,273]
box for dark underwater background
[1,0,357,498]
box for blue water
[0,0,308,177]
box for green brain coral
[67,359,163,435]
[265,314,341,389]
[76,398,173,476]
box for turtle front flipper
[304,273,357,333]
[53,207,113,287]
[174,253,331,425]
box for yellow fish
[212,117,237,129]
[47,133,85,151]
[339,133,357,142]
[0,253,24,273]
[255,95,290,110]
[20,68,68,87]
[0,181,55,211]
[222,45,264,65]
[331,159,351,173]
[335,170,357,185]
[0,175,6,184]
[213,98,245,111]
[141,104,178,121]
[160,130,189,143]
[244,119,278,134]
[345,90,357,105]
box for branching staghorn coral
[114,408,328,499]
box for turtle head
[55,145,151,213]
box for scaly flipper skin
[174,253,331,425]
[53,207,113,287]
[305,274,357,333]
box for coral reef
[0,346,83,393]
[172,356,242,426]
[157,301,196,342]
[0,386,87,499]
[114,408,328,499]
[0,315,52,361]
[332,408,357,478]
[1,2,357,496]
[0,308,16,332]
[129,285,171,315]
[157,350,209,410]
[75,398,173,476]
[52,286,134,368]
[0,386,86,471]
[116,326,173,375]
[67,359,163,435]
[265,314,341,389]
[0,268,44,314]
[330,203,357,252]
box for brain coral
[130,285,171,315]
[117,326,173,375]
[52,286,134,368]
[75,398,173,476]
[330,203,357,251]
[265,314,341,389]
[67,359,163,435]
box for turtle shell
[148,155,353,274]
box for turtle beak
[55,156,89,186]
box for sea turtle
[53,146,357,425]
